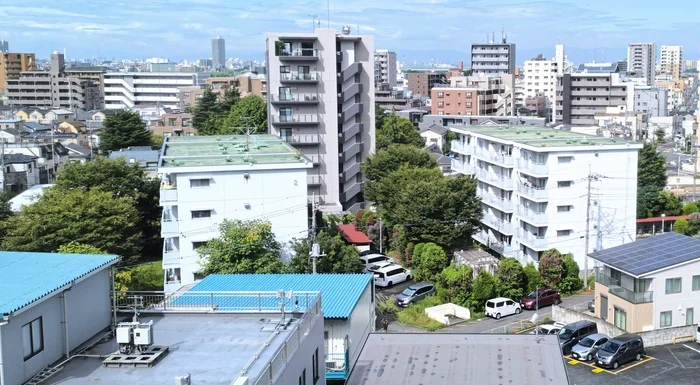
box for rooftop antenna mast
[309,192,326,274]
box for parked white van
[485,297,522,319]
[360,254,394,273]
[373,264,411,288]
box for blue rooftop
[0,252,119,316]
[190,274,373,319]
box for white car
[360,254,394,273]
[530,322,567,335]
[485,297,521,319]
[373,264,411,288]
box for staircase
[25,365,63,385]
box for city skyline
[0,0,699,64]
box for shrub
[396,296,444,331]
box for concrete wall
[637,325,696,347]
[277,313,326,385]
[347,280,374,369]
[595,282,653,333]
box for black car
[595,334,645,369]
[558,320,598,355]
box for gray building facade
[266,28,376,212]
[627,43,656,86]
[211,36,225,70]
[555,72,630,125]
[0,40,8,53]
[374,50,396,89]
[471,37,516,75]
[634,86,668,117]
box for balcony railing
[270,93,320,102]
[474,147,514,166]
[480,193,514,212]
[326,351,349,380]
[278,48,319,58]
[483,215,513,234]
[476,169,514,189]
[307,175,322,185]
[517,183,548,200]
[451,159,474,174]
[517,230,548,249]
[473,231,514,255]
[516,206,547,224]
[595,271,653,304]
[271,114,319,124]
[161,216,178,235]
[280,72,319,81]
[518,160,549,175]
[283,134,320,144]
[160,187,177,202]
[451,140,473,154]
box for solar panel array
[589,232,700,276]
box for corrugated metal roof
[0,252,119,316]
[189,274,373,319]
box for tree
[218,86,241,114]
[363,144,438,200]
[100,109,152,153]
[638,190,683,218]
[58,242,105,255]
[151,134,164,150]
[375,105,387,131]
[683,202,699,215]
[54,157,161,242]
[411,242,449,282]
[288,231,363,274]
[2,188,142,260]
[523,263,543,293]
[223,95,267,133]
[0,191,14,243]
[198,219,286,275]
[443,131,458,153]
[472,270,497,311]
[376,114,424,150]
[496,258,526,299]
[673,218,694,235]
[559,254,584,294]
[538,249,565,289]
[192,87,220,135]
[372,167,482,251]
[637,143,669,218]
[435,264,473,307]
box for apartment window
[437,111,444,115]
[312,348,320,384]
[22,317,43,361]
[437,101,444,107]
[466,102,472,107]
[192,241,208,250]
[665,277,682,294]
[437,92,444,98]
[299,368,306,385]
[693,275,700,291]
[280,65,290,74]
[557,205,572,212]
[466,92,472,97]
[660,311,672,327]
[190,178,210,188]
[557,230,573,236]
[557,181,572,188]
[191,210,212,219]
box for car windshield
[600,341,620,353]
[578,337,595,347]
[558,328,573,340]
[401,288,417,296]
[527,291,540,297]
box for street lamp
[661,213,666,234]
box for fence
[552,304,627,339]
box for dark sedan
[520,288,561,310]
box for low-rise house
[21,122,50,134]
[58,121,87,134]
[337,224,372,251]
[590,232,700,332]
[0,251,119,385]
[0,126,21,143]
[64,143,93,163]
[424,143,452,175]
[109,146,159,172]
[420,124,449,150]
[0,119,22,131]
[190,274,375,382]
[45,109,74,123]
[453,248,500,278]
[8,184,52,212]
[0,154,39,192]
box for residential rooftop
[451,125,639,148]
[158,134,311,168]
[0,251,118,315]
[346,333,570,385]
[50,313,292,385]
[8,184,52,212]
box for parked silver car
[571,333,609,361]
[395,282,435,307]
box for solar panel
[589,233,700,276]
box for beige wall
[0,53,36,92]
[595,282,653,333]
[431,87,478,116]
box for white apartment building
[158,135,312,292]
[450,125,641,268]
[523,44,572,119]
[660,45,683,81]
[374,49,397,89]
[266,28,375,212]
[627,43,656,86]
[104,72,208,110]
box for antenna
[308,14,318,32]
[327,0,330,28]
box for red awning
[337,224,371,244]
[636,215,689,224]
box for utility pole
[676,153,681,192]
[694,135,698,201]
[584,165,593,289]
[379,218,383,254]
[309,192,325,274]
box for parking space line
[567,358,616,374]
[683,344,700,354]
[609,356,654,374]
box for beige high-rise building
[660,45,683,81]
[0,53,36,92]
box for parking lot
[567,343,700,385]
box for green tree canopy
[435,264,473,307]
[376,167,482,251]
[223,95,268,133]
[0,191,14,243]
[288,231,363,274]
[192,87,220,135]
[376,114,424,150]
[682,202,699,215]
[2,188,142,259]
[58,242,105,254]
[523,262,544,293]
[558,254,584,294]
[673,218,694,235]
[375,105,388,131]
[496,257,526,299]
[363,144,438,199]
[198,219,286,275]
[638,190,683,218]
[637,143,671,218]
[218,86,241,114]
[472,269,498,310]
[151,133,164,150]
[538,249,565,289]
[100,109,152,153]
[54,157,161,241]
[411,242,449,282]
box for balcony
[270,114,319,126]
[326,351,349,380]
[479,192,514,212]
[517,160,549,175]
[451,159,474,175]
[517,230,548,250]
[516,206,547,225]
[161,215,178,236]
[270,93,320,104]
[516,183,548,201]
[162,245,180,263]
[160,188,177,202]
[283,134,321,145]
[280,72,319,83]
[451,140,473,155]
[476,169,514,190]
[596,271,653,304]
[307,175,322,186]
[483,215,514,235]
[474,147,514,167]
[278,48,319,61]
[473,231,514,256]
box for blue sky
[1,0,698,64]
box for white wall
[277,313,326,385]
[649,263,700,329]
[324,280,374,370]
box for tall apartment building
[430,74,515,116]
[158,135,312,291]
[555,68,632,125]
[627,43,656,85]
[450,125,641,268]
[471,36,516,75]
[104,72,207,110]
[6,53,100,110]
[522,45,572,120]
[212,36,226,70]
[0,52,36,92]
[374,49,397,89]
[266,28,375,212]
[634,86,668,117]
[64,65,107,92]
[0,40,8,53]
[660,45,683,81]
[407,72,447,96]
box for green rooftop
[452,125,638,148]
[159,134,309,168]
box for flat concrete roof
[451,125,640,148]
[52,313,291,385]
[346,333,570,385]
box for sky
[1,0,699,65]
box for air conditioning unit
[174,374,191,385]
[116,320,154,355]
